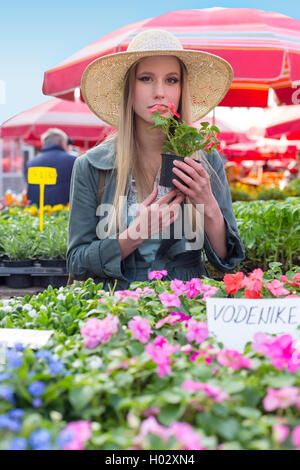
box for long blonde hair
[104,56,219,239]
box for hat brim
[81,49,233,127]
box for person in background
[26,128,76,207]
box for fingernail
[184,157,191,162]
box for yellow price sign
[28,167,57,185]
[27,167,57,231]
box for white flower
[87,356,102,370]
[28,309,37,318]
[2,305,13,313]
[57,293,66,301]
[40,305,47,312]
[23,304,33,311]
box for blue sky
[0,0,300,126]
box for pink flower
[148,104,169,116]
[145,336,179,377]
[155,314,181,329]
[128,315,152,344]
[184,278,203,298]
[80,315,119,348]
[182,380,228,403]
[292,426,300,448]
[201,285,219,301]
[280,274,300,288]
[265,280,290,297]
[186,319,209,344]
[136,287,155,295]
[167,102,180,118]
[252,333,300,373]
[263,387,300,411]
[181,344,193,354]
[134,417,170,446]
[170,279,187,296]
[148,270,168,280]
[217,349,252,371]
[169,421,204,450]
[128,316,152,344]
[272,424,290,444]
[59,420,91,450]
[242,268,264,298]
[142,407,160,417]
[114,290,141,301]
[158,292,181,308]
[285,294,299,298]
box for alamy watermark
[291,80,300,105]
[0,80,6,104]
[96,198,204,251]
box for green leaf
[217,418,240,440]
[69,386,95,411]
[158,404,185,426]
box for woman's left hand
[171,157,217,215]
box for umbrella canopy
[247,104,300,140]
[0,98,114,148]
[223,137,299,161]
[43,8,300,108]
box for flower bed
[0,266,299,450]
[230,179,300,202]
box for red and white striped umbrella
[0,98,114,148]
[43,8,300,107]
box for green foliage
[149,110,220,157]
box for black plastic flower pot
[39,259,66,268]
[39,275,68,289]
[3,259,34,288]
[159,154,189,189]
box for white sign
[0,328,54,349]
[206,298,300,352]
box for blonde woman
[67,29,245,291]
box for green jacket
[67,138,245,291]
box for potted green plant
[149,102,220,188]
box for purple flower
[0,385,15,403]
[9,409,24,420]
[49,360,65,375]
[5,349,22,369]
[32,398,43,408]
[9,437,27,450]
[28,381,45,397]
[35,350,54,362]
[29,429,52,450]
[0,415,21,432]
[0,373,11,382]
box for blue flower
[14,343,25,352]
[29,429,52,450]
[28,381,45,397]
[9,437,27,450]
[5,349,22,369]
[0,373,11,383]
[32,398,43,408]
[35,350,54,362]
[0,415,21,432]
[57,429,74,449]
[49,360,65,375]
[9,409,24,420]
[0,385,15,403]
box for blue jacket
[67,139,245,291]
[26,144,76,206]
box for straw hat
[81,29,233,127]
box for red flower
[167,102,180,118]
[148,104,169,116]
[223,272,245,296]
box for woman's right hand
[126,185,185,240]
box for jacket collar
[85,138,116,170]
[42,144,65,152]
